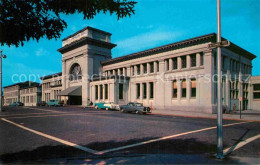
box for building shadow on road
[0,137,251,164]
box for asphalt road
[0,106,259,164]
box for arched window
[69,63,82,81]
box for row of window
[172,79,197,99]
[95,84,124,100]
[20,96,37,103]
[253,84,260,99]
[20,88,37,94]
[136,82,154,99]
[44,93,51,102]
[165,53,204,71]
[43,82,51,90]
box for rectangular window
[165,59,169,71]
[150,62,154,73]
[172,80,177,98]
[200,53,204,66]
[119,68,123,75]
[253,84,260,91]
[182,80,186,98]
[137,65,141,75]
[181,56,187,68]
[131,66,135,76]
[143,63,147,74]
[100,85,103,99]
[119,84,123,100]
[143,83,147,99]
[105,84,108,99]
[191,79,196,98]
[136,83,140,99]
[157,61,159,72]
[95,85,98,100]
[191,54,196,67]
[173,58,178,70]
[253,84,260,99]
[253,92,260,99]
[149,82,154,99]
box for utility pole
[0,50,7,112]
[216,0,224,159]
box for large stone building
[3,81,41,106]
[4,27,260,112]
[52,26,259,113]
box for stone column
[196,53,201,67]
[177,79,181,103]
[169,58,173,71]
[187,55,191,69]
[98,85,101,102]
[177,57,181,70]
[187,79,191,103]
[62,61,66,90]
[123,67,126,76]
[140,64,144,75]
[147,82,150,100]
[147,63,150,74]
[134,65,137,76]
[127,67,131,77]
[140,83,143,102]
[154,61,158,73]
[113,69,116,75]
[226,70,231,110]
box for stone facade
[41,72,62,102]
[20,86,42,106]
[3,81,40,106]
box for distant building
[40,72,62,102]
[20,85,42,106]
[3,81,41,106]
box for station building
[4,27,260,113]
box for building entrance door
[68,96,82,105]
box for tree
[0,0,137,47]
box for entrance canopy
[57,86,82,96]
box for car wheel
[135,110,139,114]
[105,107,109,111]
[121,109,125,113]
[95,105,98,109]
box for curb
[151,112,260,122]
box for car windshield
[135,103,143,107]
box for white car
[103,102,118,111]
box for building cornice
[58,37,117,54]
[101,33,256,66]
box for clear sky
[2,0,260,87]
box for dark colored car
[120,102,151,114]
[9,102,24,106]
[37,101,46,106]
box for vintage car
[120,102,151,114]
[9,101,24,106]
[37,101,46,106]
[94,102,117,110]
[46,99,63,106]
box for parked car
[37,101,46,106]
[94,102,106,109]
[120,102,151,114]
[9,102,24,106]
[46,100,63,106]
[103,102,118,111]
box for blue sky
[2,0,260,87]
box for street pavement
[0,106,259,164]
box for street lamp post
[0,50,7,112]
[216,0,224,159]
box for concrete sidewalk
[152,109,260,122]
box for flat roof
[40,72,62,80]
[62,26,112,42]
[4,81,40,89]
[101,33,257,65]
